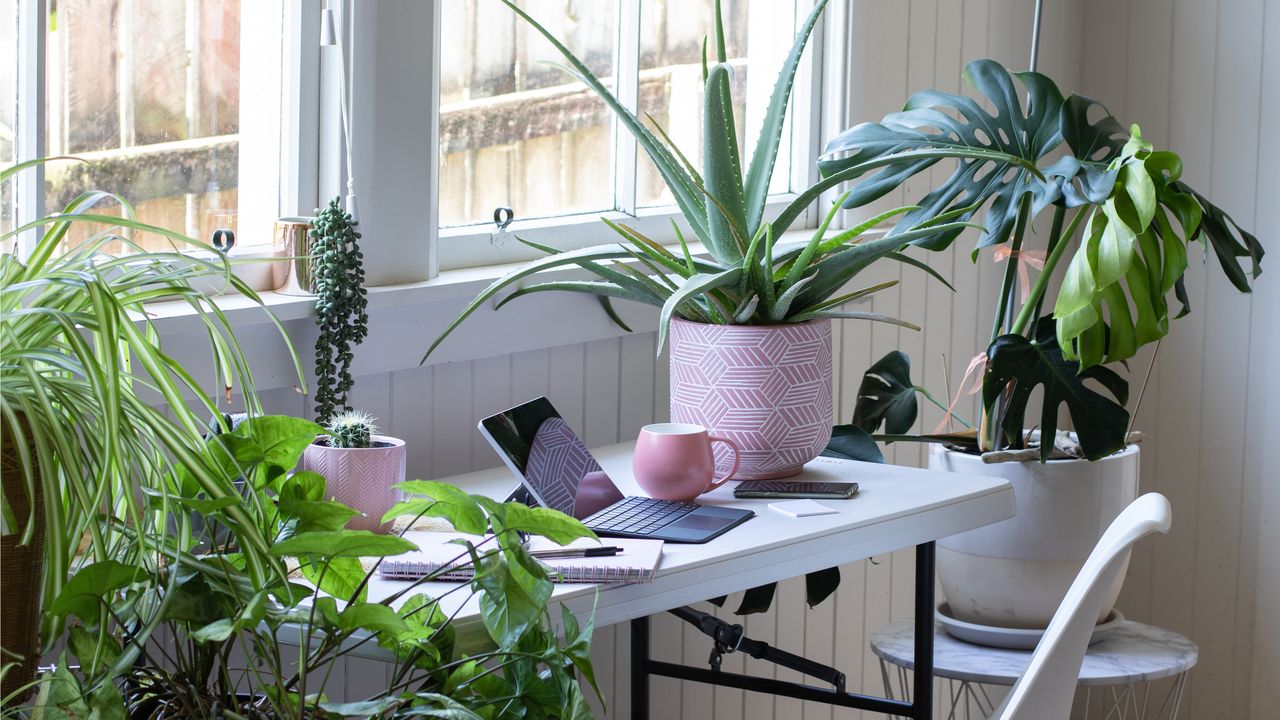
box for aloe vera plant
[423,0,976,361]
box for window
[436,0,820,270]
[6,0,289,256]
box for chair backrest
[992,492,1172,720]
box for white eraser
[769,499,838,518]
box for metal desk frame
[630,542,937,720]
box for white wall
[1079,1,1280,718]
[184,0,1276,717]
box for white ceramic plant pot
[930,443,1140,629]
[301,435,406,533]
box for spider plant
[422,0,983,361]
[0,158,303,701]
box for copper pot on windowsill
[272,216,317,295]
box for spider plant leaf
[703,63,749,263]
[820,59,1066,251]
[885,252,955,292]
[743,0,831,232]
[422,245,631,361]
[788,309,920,331]
[657,268,743,355]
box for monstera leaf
[851,351,919,434]
[983,318,1130,461]
[819,59,1064,251]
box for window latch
[490,207,514,248]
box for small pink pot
[301,435,406,533]
[668,317,833,480]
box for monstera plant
[820,58,1264,633]
[822,59,1263,460]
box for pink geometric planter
[669,318,833,480]
[301,435,406,532]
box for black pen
[529,546,622,559]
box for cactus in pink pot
[302,411,406,532]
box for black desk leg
[913,541,936,719]
[631,615,650,720]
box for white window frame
[431,0,830,271]
[8,0,304,268]
[320,0,847,287]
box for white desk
[361,442,1014,720]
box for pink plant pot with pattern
[301,435,406,533]
[668,317,833,480]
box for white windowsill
[144,225,882,371]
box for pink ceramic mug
[633,423,741,502]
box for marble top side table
[870,620,1197,719]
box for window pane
[1,5,16,240]
[637,0,795,208]
[44,0,259,254]
[439,0,617,228]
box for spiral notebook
[380,532,663,584]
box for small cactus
[326,410,377,449]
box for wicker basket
[2,416,45,701]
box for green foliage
[0,158,304,686]
[851,351,919,435]
[310,197,369,422]
[27,414,598,719]
[423,0,966,361]
[326,409,377,448]
[983,318,1130,461]
[825,59,1263,458]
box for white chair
[991,492,1173,719]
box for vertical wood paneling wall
[240,1,1277,717]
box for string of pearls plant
[309,198,369,423]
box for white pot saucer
[936,602,1125,650]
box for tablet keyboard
[583,496,701,535]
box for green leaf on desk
[271,530,416,559]
[503,504,596,545]
[384,480,488,535]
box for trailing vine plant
[310,197,369,423]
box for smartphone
[733,481,859,500]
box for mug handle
[705,436,741,492]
